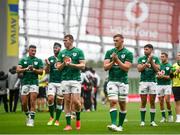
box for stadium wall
[0,0,18,73]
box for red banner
[86,0,180,43]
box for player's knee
[72,99,81,111]
[110,100,117,107]
[48,98,54,104]
[21,101,27,107]
[166,100,170,104]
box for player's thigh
[118,83,129,102]
[47,83,56,97]
[29,85,39,93]
[157,85,164,97]
[164,85,172,95]
[61,81,71,94]
[56,83,64,101]
[139,82,149,94]
[149,82,157,94]
[107,81,118,101]
[72,93,81,103]
[21,85,30,95]
[71,81,81,94]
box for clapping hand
[45,59,50,65]
[147,54,153,63]
[27,65,33,71]
[63,56,72,66]
[112,53,118,62]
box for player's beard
[54,51,59,56]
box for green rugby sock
[118,111,127,126]
[48,104,54,118]
[66,114,71,125]
[55,105,62,121]
[76,112,80,121]
[140,108,146,122]
[110,108,117,125]
[161,110,166,118]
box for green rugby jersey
[48,56,62,83]
[157,63,171,85]
[104,48,133,84]
[138,55,160,82]
[58,47,85,81]
[18,56,43,85]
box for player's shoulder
[138,55,145,60]
[34,56,42,61]
[166,63,172,67]
[19,56,28,61]
[72,47,83,52]
[33,57,43,64]
[61,49,66,53]
[123,48,133,55]
[153,55,159,59]
[48,56,55,59]
[106,48,115,53]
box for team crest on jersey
[153,59,155,62]
[121,54,125,59]
[166,67,170,70]
[34,61,38,65]
[50,60,54,63]
[62,54,65,57]
[72,53,77,57]
[24,61,27,64]
[142,60,146,63]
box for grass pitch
[0,102,180,134]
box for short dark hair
[29,45,36,49]
[113,34,124,39]
[161,52,168,57]
[64,34,74,41]
[54,42,61,48]
[144,44,153,49]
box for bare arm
[32,68,43,75]
[16,65,43,75]
[67,60,86,70]
[16,65,28,73]
[115,59,132,72]
[157,71,170,80]
[56,61,65,71]
[137,63,147,72]
[148,55,160,72]
[45,65,50,73]
[103,59,114,71]
[44,59,50,73]
[113,53,132,72]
